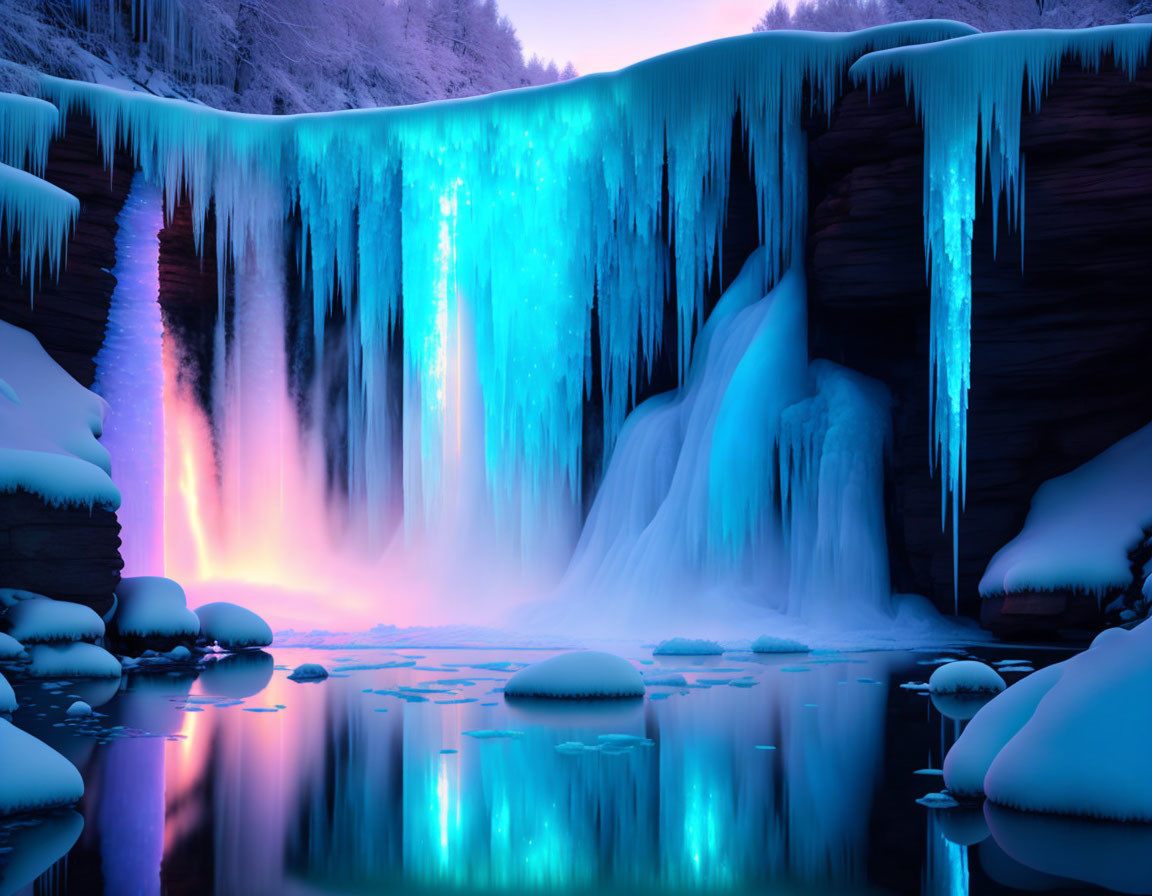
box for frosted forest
[3,0,1152,893]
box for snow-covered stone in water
[4,597,104,644]
[0,718,83,814]
[195,602,272,649]
[504,651,644,698]
[931,692,993,722]
[287,663,328,682]
[643,672,688,687]
[113,576,200,641]
[0,631,26,660]
[27,642,122,679]
[0,671,15,712]
[653,638,723,656]
[65,700,92,718]
[929,660,1005,695]
[164,645,192,662]
[750,634,809,653]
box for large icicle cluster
[0,92,76,286]
[851,25,1152,606]
[38,22,973,554]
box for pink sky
[500,0,773,74]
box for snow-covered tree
[754,0,1135,32]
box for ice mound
[65,700,92,718]
[653,638,723,656]
[643,672,688,687]
[0,631,25,660]
[287,662,329,682]
[750,634,809,653]
[113,576,200,641]
[929,660,1005,695]
[27,642,122,679]
[195,602,273,649]
[504,651,644,699]
[4,597,104,644]
[0,718,83,814]
[0,671,15,712]
[945,621,1152,820]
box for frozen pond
[3,645,1149,895]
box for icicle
[0,92,61,175]
[851,24,1152,611]
[0,163,79,288]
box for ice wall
[93,174,165,575]
[37,21,973,572]
[851,25,1152,604]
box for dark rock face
[0,113,132,614]
[806,62,1152,633]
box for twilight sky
[500,0,772,74]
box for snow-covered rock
[0,718,83,814]
[750,634,809,653]
[0,671,15,712]
[504,651,644,698]
[195,602,273,649]
[164,645,192,662]
[0,320,120,510]
[27,642,122,679]
[652,638,723,656]
[65,700,92,718]
[929,660,1005,695]
[287,662,329,682]
[0,630,26,660]
[945,621,1152,820]
[112,576,200,642]
[980,420,1152,598]
[642,672,688,687]
[3,597,105,644]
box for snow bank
[114,576,200,640]
[929,660,1005,695]
[287,662,329,682]
[27,642,122,679]
[0,671,15,712]
[195,602,273,649]
[653,638,724,656]
[0,718,83,814]
[0,320,119,509]
[751,634,809,653]
[946,621,1152,820]
[4,597,105,644]
[0,631,26,660]
[504,651,645,699]
[980,420,1152,596]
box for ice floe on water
[504,651,645,699]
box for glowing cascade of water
[93,173,165,576]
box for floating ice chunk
[113,576,200,641]
[65,700,92,718]
[899,681,930,691]
[653,638,723,656]
[750,635,809,653]
[463,729,524,739]
[504,651,644,699]
[929,660,1006,695]
[916,792,959,809]
[0,671,14,712]
[195,602,273,650]
[287,663,329,682]
[0,718,83,814]
[27,642,122,679]
[4,598,104,644]
[642,672,688,687]
[0,631,25,660]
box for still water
[2,645,1148,895]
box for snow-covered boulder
[112,576,200,644]
[65,700,92,718]
[945,621,1152,820]
[287,662,329,682]
[195,602,273,650]
[3,597,105,644]
[0,671,15,713]
[27,642,122,679]
[929,660,1005,695]
[750,634,809,653]
[0,718,83,814]
[504,651,644,698]
[652,638,723,656]
[0,631,26,660]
